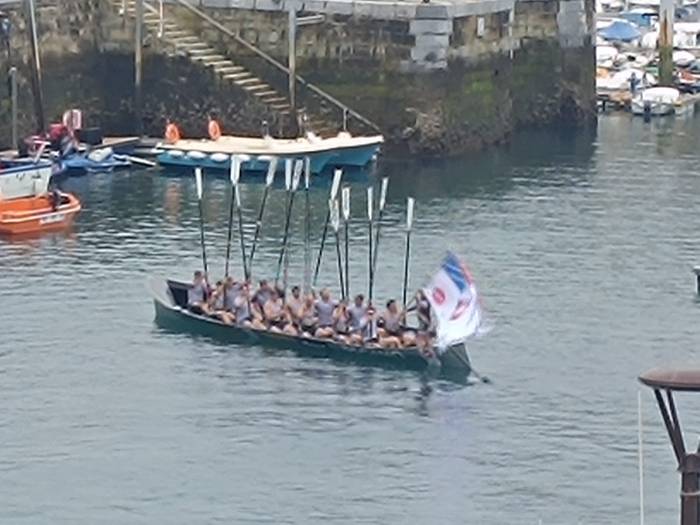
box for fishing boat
[157,133,383,174]
[0,191,81,236]
[150,278,473,382]
[0,158,53,200]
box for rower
[223,276,242,311]
[263,289,286,333]
[333,301,351,343]
[208,112,222,141]
[209,281,235,325]
[348,294,366,334]
[314,289,337,338]
[164,118,181,144]
[286,286,304,325]
[379,299,404,348]
[252,279,273,316]
[414,290,431,332]
[299,294,318,336]
[187,270,210,315]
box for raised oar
[401,197,414,309]
[371,177,389,276]
[194,167,208,276]
[330,198,345,300]
[312,168,343,287]
[303,157,312,294]
[282,160,303,297]
[248,156,277,272]
[224,155,239,278]
[234,154,251,280]
[275,159,294,285]
[367,186,374,304]
[341,185,351,299]
[276,159,303,288]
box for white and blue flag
[423,252,488,350]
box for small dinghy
[0,158,53,200]
[0,191,81,236]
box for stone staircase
[114,0,337,136]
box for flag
[423,252,487,350]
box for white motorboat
[0,158,53,200]
[631,87,682,116]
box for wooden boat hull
[0,192,81,236]
[150,278,471,382]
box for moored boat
[631,87,683,116]
[0,158,53,200]
[0,191,81,236]
[157,132,383,174]
[150,278,473,382]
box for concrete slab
[410,18,452,35]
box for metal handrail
[158,0,382,133]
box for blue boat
[156,132,383,175]
[55,147,131,176]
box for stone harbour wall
[0,0,595,155]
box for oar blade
[379,177,389,211]
[367,186,374,221]
[342,186,351,221]
[195,167,203,199]
[406,197,415,230]
[331,169,342,200]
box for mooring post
[693,267,700,295]
[25,0,44,133]
[135,0,144,135]
[288,7,297,136]
[659,0,674,85]
[10,66,18,149]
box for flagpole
[312,169,342,287]
[401,197,414,309]
[248,156,277,274]
[371,177,388,276]
[330,199,345,300]
[341,185,350,299]
[367,186,375,304]
[194,167,208,276]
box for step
[191,54,226,62]
[253,89,278,97]
[163,30,191,38]
[178,43,210,51]
[223,72,253,80]
[271,103,292,110]
[187,47,216,55]
[259,95,287,104]
[209,60,235,67]
[214,66,245,74]
[243,84,271,92]
[172,36,202,44]
[235,77,262,86]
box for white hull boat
[0,159,53,200]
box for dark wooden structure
[639,369,700,525]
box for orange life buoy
[208,119,222,141]
[165,123,181,144]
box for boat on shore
[157,132,383,174]
[631,86,688,116]
[150,278,473,382]
[0,191,81,236]
[0,158,53,200]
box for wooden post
[659,0,674,86]
[25,0,44,133]
[288,8,297,136]
[135,0,144,135]
[9,66,18,149]
[693,266,700,295]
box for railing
[149,0,382,134]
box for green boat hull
[150,278,472,382]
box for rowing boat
[149,277,473,382]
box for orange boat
[0,191,81,236]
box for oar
[275,159,294,285]
[276,159,302,289]
[341,185,350,299]
[367,186,374,304]
[303,156,312,294]
[194,167,208,276]
[224,155,239,278]
[401,197,414,309]
[371,177,389,275]
[234,154,251,280]
[312,168,343,287]
[330,198,345,300]
[282,160,303,297]
[248,156,277,272]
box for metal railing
[146,0,382,134]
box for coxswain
[208,113,222,141]
[164,118,181,144]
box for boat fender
[88,147,114,163]
[187,151,207,160]
[168,150,184,158]
[210,152,229,163]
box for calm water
[2,115,700,524]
